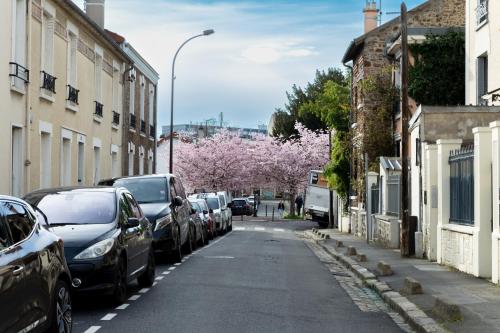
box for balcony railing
[94,101,103,117]
[149,124,155,138]
[129,113,136,129]
[9,62,29,83]
[67,85,79,104]
[112,111,120,125]
[477,0,488,26]
[140,120,146,133]
[41,71,56,93]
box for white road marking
[139,288,150,294]
[152,282,158,286]
[204,256,235,259]
[128,295,141,301]
[115,304,129,310]
[254,227,265,231]
[155,276,164,280]
[234,227,246,231]
[101,313,117,321]
[168,266,176,271]
[174,263,181,266]
[273,228,285,232]
[162,271,171,275]
[84,326,101,333]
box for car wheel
[183,228,193,254]
[191,226,198,250]
[113,258,127,304]
[204,228,210,245]
[47,280,72,333]
[198,227,205,247]
[138,249,155,287]
[171,227,182,262]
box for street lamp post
[169,29,215,173]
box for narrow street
[73,221,409,333]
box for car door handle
[12,265,24,276]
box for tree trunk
[289,191,296,216]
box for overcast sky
[74,0,423,130]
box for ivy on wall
[409,30,465,106]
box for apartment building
[1,0,29,196]
[1,0,134,196]
[466,0,500,106]
[107,30,159,176]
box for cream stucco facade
[465,0,500,106]
[1,0,30,197]
[1,0,131,196]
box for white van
[217,191,232,231]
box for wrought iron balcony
[41,71,56,93]
[140,120,146,133]
[149,124,155,138]
[112,111,120,125]
[129,113,137,129]
[94,101,104,117]
[9,62,29,83]
[477,0,488,26]
[67,85,79,104]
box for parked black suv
[99,174,194,261]
[0,196,72,333]
[24,187,155,304]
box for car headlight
[155,214,172,231]
[74,238,115,260]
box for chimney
[363,0,378,33]
[84,0,105,29]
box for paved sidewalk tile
[316,229,500,333]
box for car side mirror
[227,202,233,208]
[209,209,214,214]
[173,196,183,207]
[203,210,208,214]
[126,217,140,228]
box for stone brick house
[107,30,159,176]
[341,0,464,204]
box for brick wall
[349,0,465,201]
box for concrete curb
[310,232,445,333]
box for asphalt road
[73,220,406,333]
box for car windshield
[233,200,246,206]
[37,192,116,225]
[114,178,168,204]
[206,198,220,210]
[190,202,202,213]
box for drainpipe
[343,61,354,233]
[24,1,33,195]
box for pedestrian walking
[278,201,285,218]
[295,196,303,216]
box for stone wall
[374,215,401,248]
[441,228,475,274]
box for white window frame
[39,121,53,189]
[139,75,145,121]
[129,68,136,115]
[41,3,55,74]
[11,0,27,93]
[77,134,85,185]
[148,83,155,126]
[128,142,135,176]
[60,129,73,186]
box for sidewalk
[310,229,500,333]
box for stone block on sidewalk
[320,233,330,239]
[377,261,393,276]
[355,253,367,262]
[345,246,357,256]
[400,277,423,295]
[432,297,462,322]
[334,240,343,248]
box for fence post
[266,205,268,217]
[272,207,275,222]
[436,139,462,264]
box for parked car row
[0,174,232,333]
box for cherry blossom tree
[171,124,329,213]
